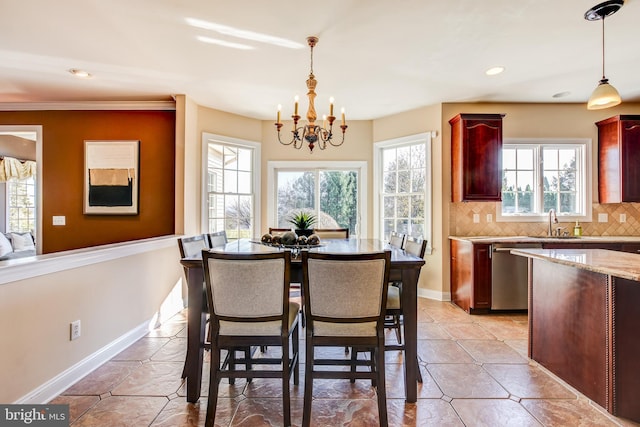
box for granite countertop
[449,235,640,244]
[510,248,640,281]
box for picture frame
[84,140,139,215]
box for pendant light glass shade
[587,78,621,110]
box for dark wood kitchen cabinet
[450,239,491,314]
[596,115,640,203]
[450,113,504,202]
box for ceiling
[1,0,639,120]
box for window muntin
[380,142,426,241]
[500,139,590,220]
[204,135,259,240]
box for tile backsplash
[450,202,640,236]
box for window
[267,161,367,237]
[499,138,591,221]
[6,176,36,233]
[202,134,260,240]
[374,133,432,248]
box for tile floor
[50,298,638,426]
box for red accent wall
[0,110,176,253]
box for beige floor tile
[457,339,528,364]
[113,338,170,361]
[150,397,238,427]
[440,322,497,340]
[72,395,168,427]
[302,398,381,427]
[385,362,443,399]
[521,398,624,426]
[388,398,465,426]
[483,364,577,399]
[417,340,475,364]
[417,322,452,339]
[452,398,543,426]
[151,338,188,362]
[111,362,184,396]
[48,395,100,424]
[63,361,141,396]
[428,364,509,398]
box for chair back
[313,228,349,239]
[302,251,391,328]
[178,235,209,259]
[389,232,405,249]
[202,250,292,330]
[404,238,427,258]
[207,230,228,248]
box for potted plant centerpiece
[289,211,316,237]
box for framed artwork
[84,140,139,215]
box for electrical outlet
[473,214,480,223]
[70,320,81,341]
[620,213,626,223]
[598,213,608,223]
[486,213,493,223]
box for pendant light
[585,0,624,110]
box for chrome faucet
[548,209,558,236]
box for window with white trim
[499,138,591,221]
[202,134,260,240]
[267,161,367,237]
[374,133,432,247]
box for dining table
[179,238,426,404]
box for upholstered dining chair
[313,228,349,239]
[177,235,210,379]
[385,237,427,383]
[206,230,228,248]
[385,232,406,343]
[301,250,391,427]
[202,249,300,427]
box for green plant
[288,211,317,230]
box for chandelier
[275,36,347,152]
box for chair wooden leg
[228,350,236,385]
[394,315,402,344]
[302,338,314,427]
[206,349,221,427]
[375,344,388,427]
[350,348,357,383]
[282,338,291,427]
[293,323,300,385]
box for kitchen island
[511,248,640,423]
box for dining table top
[181,238,425,267]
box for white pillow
[10,232,35,252]
[0,233,12,257]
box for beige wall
[0,245,182,403]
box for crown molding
[0,100,176,111]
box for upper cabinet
[449,113,504,202]
[596,115,640,203]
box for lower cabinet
[450,240,491,314]
[450,239,640,313]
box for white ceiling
[1,0,638,120]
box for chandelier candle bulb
[294,96,299,115]
[341,108,345,126]
[323,114,328,129]
[329,97,334,116]
[277,105,281,124]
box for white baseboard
[15,319,152,404]
[418,288,451,301]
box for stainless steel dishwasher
[491,242,543,310]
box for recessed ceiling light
[196,36,254,50]
[186,18,304,49]
[552,91,571,99]
[68,68,91,78]
[485,66,505,76]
